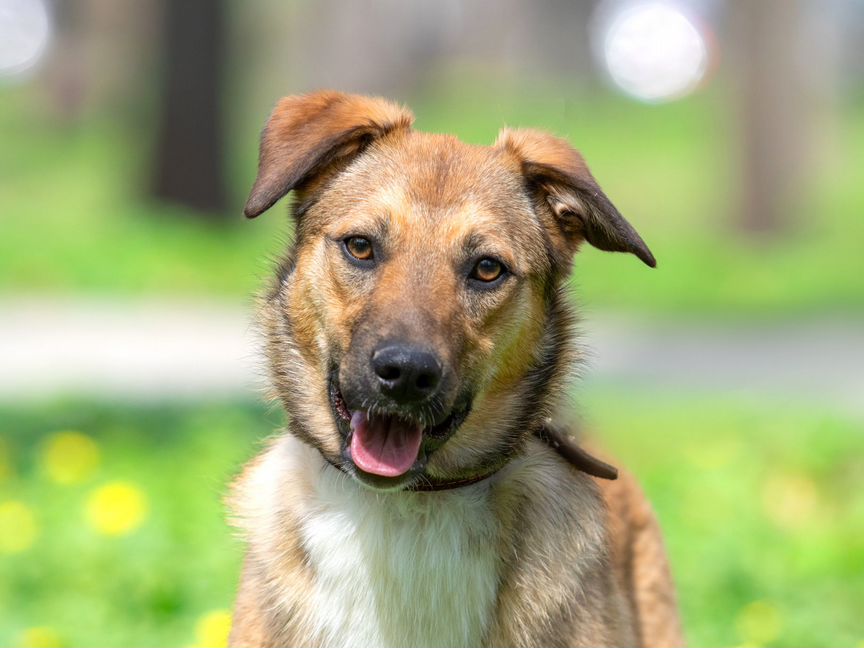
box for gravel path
[1,299,862,415]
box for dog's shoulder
[592,453,685,647]
[485,437,638,645]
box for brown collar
[339,424,618,493]
[407,472,498,492]
[534,425,619,480]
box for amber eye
[470,257,504,283]
[344,236,374,261]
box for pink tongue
[350,411,423,477]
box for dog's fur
[229,91,682,647]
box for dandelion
[0,500,38,554]
[41,431,100,485]
[17,626,64,648]
[195,610,232,648]
[85,481,148,536]
[736,600,782,647]
[761,472,819,531]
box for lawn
[2,83,863,316]
[1,391,861,647]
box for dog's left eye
[344,236,374,261]
[470,257,505,283]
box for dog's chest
[299,469,502,648]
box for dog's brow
[369,216,390,240]
[462,232,517,268]
[292,197,317,220]
[330,212,391,240]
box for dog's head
[247,91,654,490]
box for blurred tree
[43,0,87,123]
[151,0,228,216]
[40,0,157,124]
[293,0,597,98]
[730,0,811,235]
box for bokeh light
[40,431,101,485]
[593,0,709,102]
[86,481,149,536]
[16,627,64,648]
[195,610,232,648]
[736,600,783,647]
[761,472,821,532]
[0,500,39,554]
[0,0,52,78]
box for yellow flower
[0,501,38,554]
[41,431,100,485]
[86,481,148,536]
[17,626,64,648]
[761,472,820,531]
[736,600,782,647]
[195,610,232,648]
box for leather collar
[407,471,499,491]
[534,425,618,481]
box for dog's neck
[287,435,506,648]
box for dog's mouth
[328,371,469,487]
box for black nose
[371,344,442,403]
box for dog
[228,91,683,647]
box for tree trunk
[151,0,228,216]
[731,0,809,235]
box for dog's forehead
[324,131,540,240]
[350,132,528,214]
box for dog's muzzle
[327,369,470,489]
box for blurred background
[1,0,863,645]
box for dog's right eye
[470,257,505,283]
[344,237,374,262]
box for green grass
[583,390,864,646]
[1,393,861,646]
[1,82,863,315]
[0,402,275,648]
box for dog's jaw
[326,368,471,491]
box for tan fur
[598,469,684,647]
[230,92,682,647]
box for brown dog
[229,91,682,647]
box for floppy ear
[244,91,414,218]
[495,128,656,267]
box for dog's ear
[496,128,655,267]
[244,91,414,218]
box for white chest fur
[298,459,503,648]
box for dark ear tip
[641,249,657,268]
[631,239,656,267]
[243,193,269,219]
